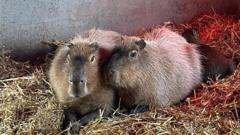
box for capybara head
[104,36,147,89]
[65,42,100,97]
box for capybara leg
[129,105,149,114]
[61,108,82,134]
[79,110,100,126]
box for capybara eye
[90,55,95,63]
[129,50,138,59]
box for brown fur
[49,39,114,124]
[105,28,202,108]
[74,28,122,61]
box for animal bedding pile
[0,12,240,134]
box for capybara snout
[68,58,88,97]
[104,54,120,87]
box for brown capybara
[182,28,235,82]
[49,37,115,133]
[104,27,202,110]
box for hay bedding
[0,12,240,134]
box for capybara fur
[104,27,202,109]
[49,37,115,132]
[78,28,122,61]
[182,28,235,82]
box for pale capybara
[49,37,115,132]
[104,27,202,110]
[182,28,235,82]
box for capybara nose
[80,79,85,84]
[79,76,86,87]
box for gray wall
[0,0,239,61]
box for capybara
[49,37,115,133]
[182,28,235,82]
[104,27,202,110]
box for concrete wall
[0,0,239,61]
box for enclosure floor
[0,12,240,134]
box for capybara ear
[89,42,99,51]
[182,28,199,39]
[120,36,124,45]
[192,28,199,38]
[65,42,74,48]
[135,39,146,50]
[120,36,124,41]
